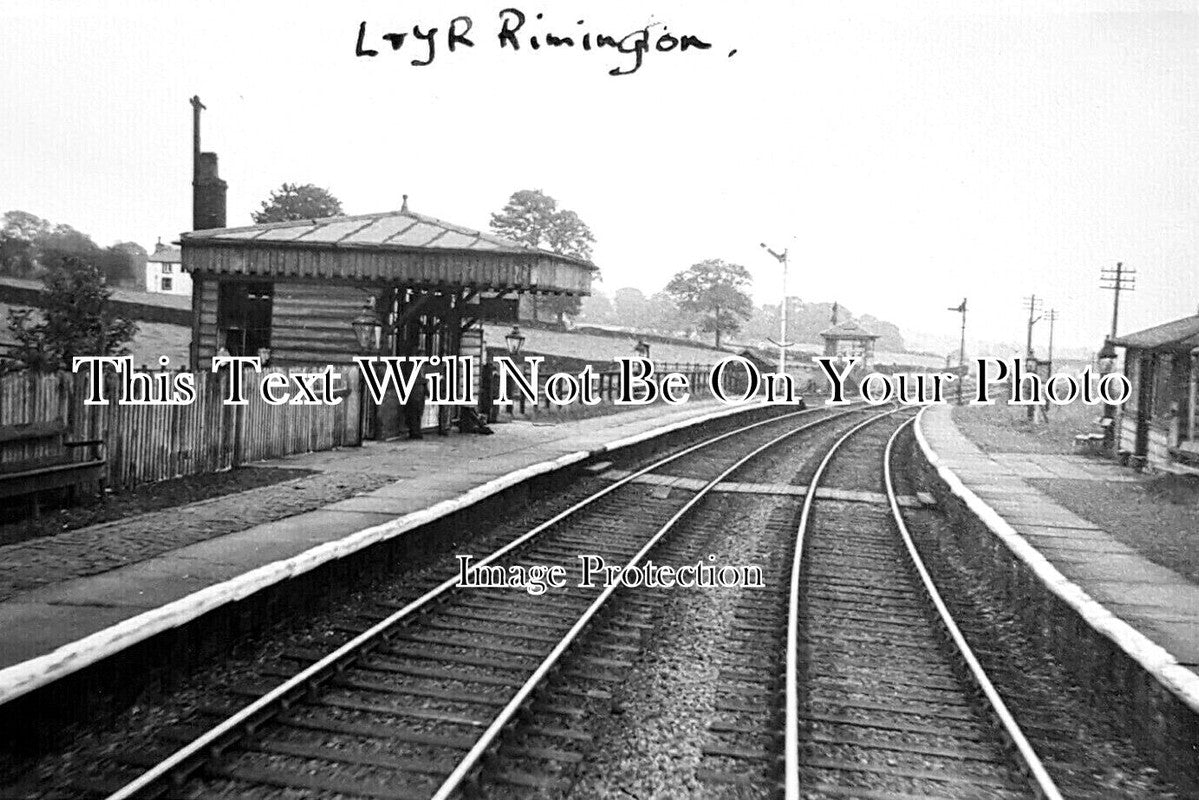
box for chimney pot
[401,194,409,213]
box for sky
[1,0,1195,354]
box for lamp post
[351,301,383,354]
[946,298,966,404]
[761,242,791,375]
[504,326,527,414]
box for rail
[102,404,849,799]
[882,417,1063,800]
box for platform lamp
[634,338,651,359]
[504,326,526,357]
[351,301,383,354]
[504,326,527,414]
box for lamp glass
[351,305,382,352]
[505,326,526,356]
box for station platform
[916,404,1199,712]
[0,399,761,707]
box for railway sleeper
[376,643,534,672]
[201,759,431,800]
[800,711,989,742]
[801,729,997,762]
[316,694,488,728]
[276,711,475,749]
[326,674,506,707]
[800,757,1019,791]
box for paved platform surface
[0,400,753,704]
[921,404,1199,676]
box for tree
[252,183,343,224]
[664,259,754,348]
[3,257,137,373]
[577,289,614,324]
[0,211,53,277]
[645,291,693,337]
[101,242,148,288]
[490,189,597,325]
[611,287,651,329]
[544,209,594,261]
[1,212,149,287]
[490,189,559,248]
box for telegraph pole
[1046,309,1058,366]
[1023,294,1043,360]
[1023,295,1043,421]
[1100,262,1136,339]
[761,243,792,375]
[946,298,967,404]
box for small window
[218,282,274,356]
[161,277,173,292]
[161,264,173,274]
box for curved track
[68,404,1067,800]
[782,414,1061,799]
[90,406,863,799]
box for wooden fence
[0,367,362,490]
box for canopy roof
[819,319,880,340]
[180,207,595,295]
[1112,315,1199,353]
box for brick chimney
[193,152,227,231]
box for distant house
[1112,314,1199,473]
[145,241,191,296]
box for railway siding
[914,403,1199,792]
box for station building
[180,202,593,371]
[819,317,880,365]
[180,151,595,437]
[1111,313,1199,473]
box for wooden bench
[0,420,106,513]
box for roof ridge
[180,207,595,268]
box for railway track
[789,414,1059,798]
[77,404,873,800]
[689,411,1062,799]
[37,402,1077,799]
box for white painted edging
[0,401,769,708]
[914,405,1199,715]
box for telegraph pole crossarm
[1100,262,1136,340]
